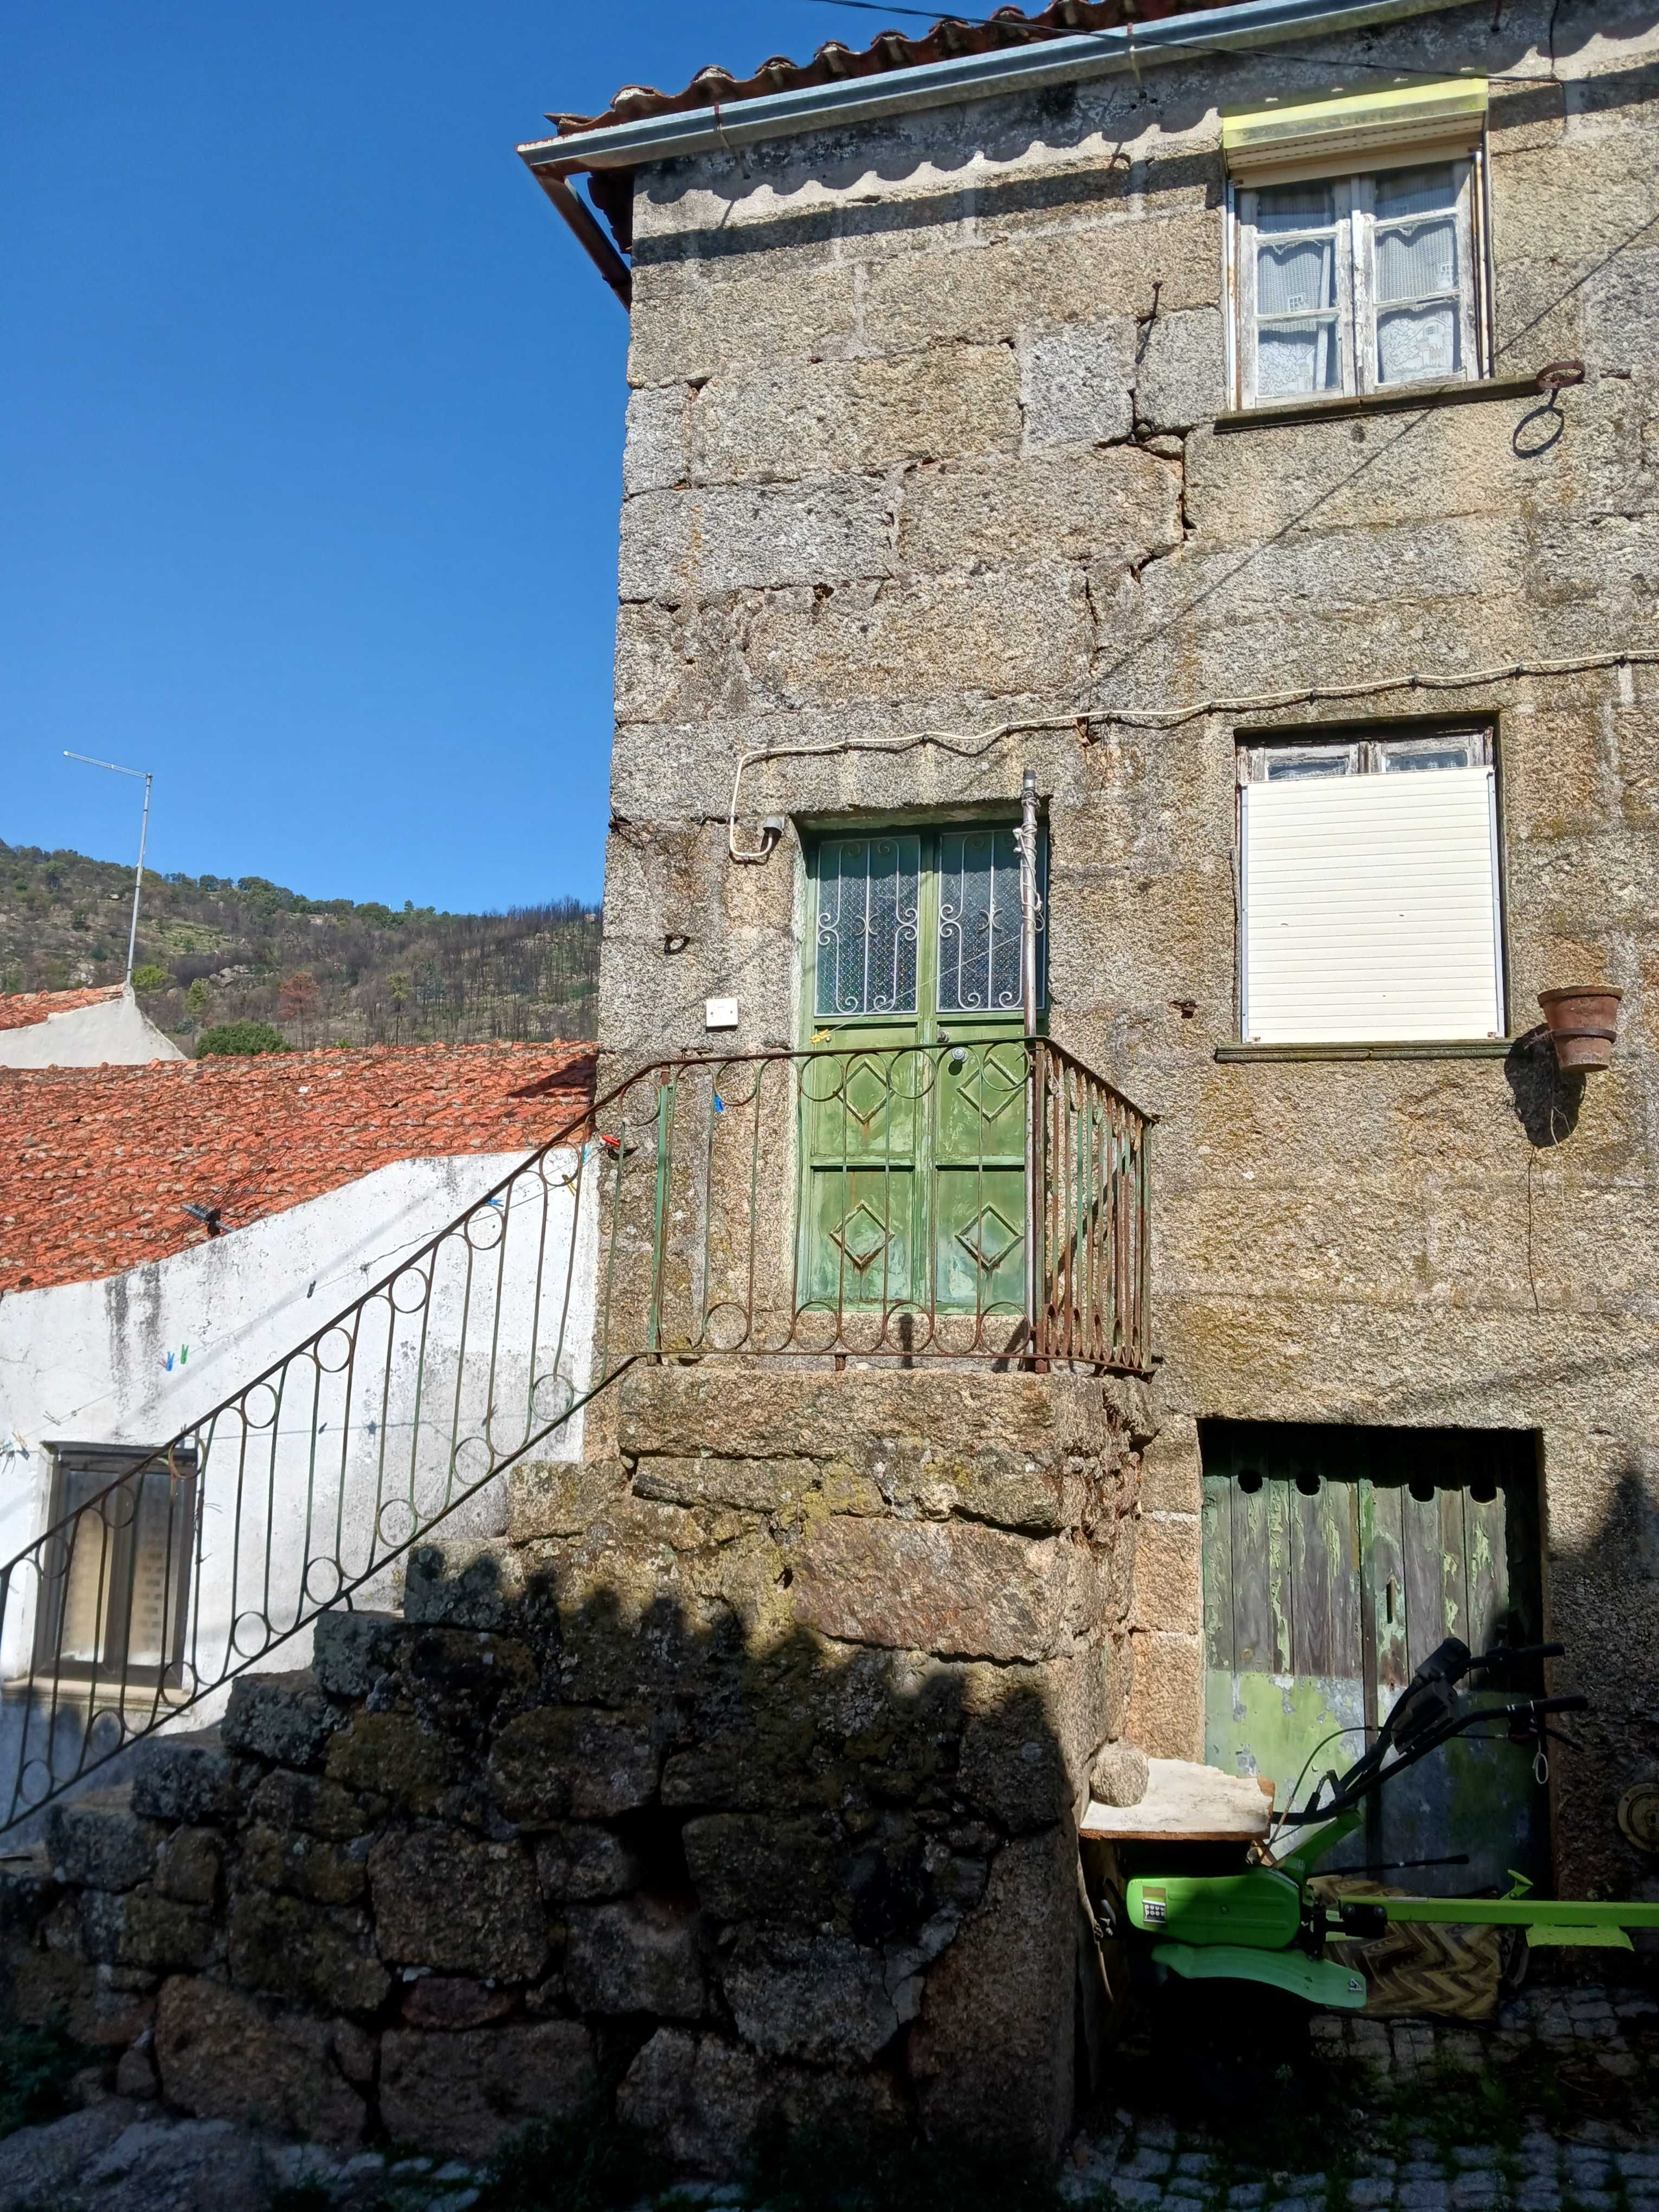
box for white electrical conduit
[726,646,1659,858]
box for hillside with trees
[0,843,600,1051]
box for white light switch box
[704,997,740,1031]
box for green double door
[1201,1422,1549,1895]
[800,827,1043,1322]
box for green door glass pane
[814,837,921,1018]
[937,828,1044,1015]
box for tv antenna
[64,752,153,986]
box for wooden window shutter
[1241,767,1503,1042]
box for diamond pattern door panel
[934,1168,1026,1317]
[801,1049,919,1174]
[803,1168,917,1308]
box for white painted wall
[0,987,185,1066]
[0,1143,600,1831]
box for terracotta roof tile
[0,1043,596,1295]
[553,1,1242,139]
[0,986,124,1034]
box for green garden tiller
[1121,1637,1659,2013]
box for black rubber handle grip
[1525,1693,1589,1715]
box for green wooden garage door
[1201,1422,1549,1895]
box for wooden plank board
[1463,1444,1507,1654]
[1291,1469,1353,1672]
[1401,1475,1448,1667]
[1330,1476,1363,1686]
[1202,1472,1234,1673]
[1268,1473,1294,1674]
[1232,1470,1272,1675]
[1362,1474,1409,1706]
[1441,1481,1470,1651]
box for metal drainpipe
[536,169,632,310]
[1021,768,1040,1365]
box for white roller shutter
[1242,767,1503,1043]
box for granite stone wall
[0,1367,1150,2169]
[593,0,1659,1897]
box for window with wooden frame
[33,1442,197,1688]
[1223,80,1493,411]
[1236,727,1506,1045]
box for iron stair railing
[0,1039,1151,1835]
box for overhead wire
[729,649,1659,857]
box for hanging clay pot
[1537,984,1623,1072]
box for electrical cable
[728,646,1659,857]
[729,716,1077,857]
[1270,1720,1379,1832]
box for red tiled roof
[552,1,1237,139]
[0,986,123,1034]
[0,1043,596,1294]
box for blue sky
[2,3,860,912]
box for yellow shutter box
[1222,78,1488,183]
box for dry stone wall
[596,0,1659,1898]
[0,1367,1149,2171]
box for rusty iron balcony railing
[0,1038,1150,1834]
[593,1038,1153,1372]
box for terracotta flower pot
[1537,984,1623,1072]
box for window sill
[1213,375,1544,434]
[1,1675,183,1709]
[1216,1039,1513,1063]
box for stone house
[513,0,1658,2107]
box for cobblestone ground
[0,2101,495,2212]
[1065,2117,1659,2212]
[0,1984,1654,2211]
[1063,1987,1659,2212]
